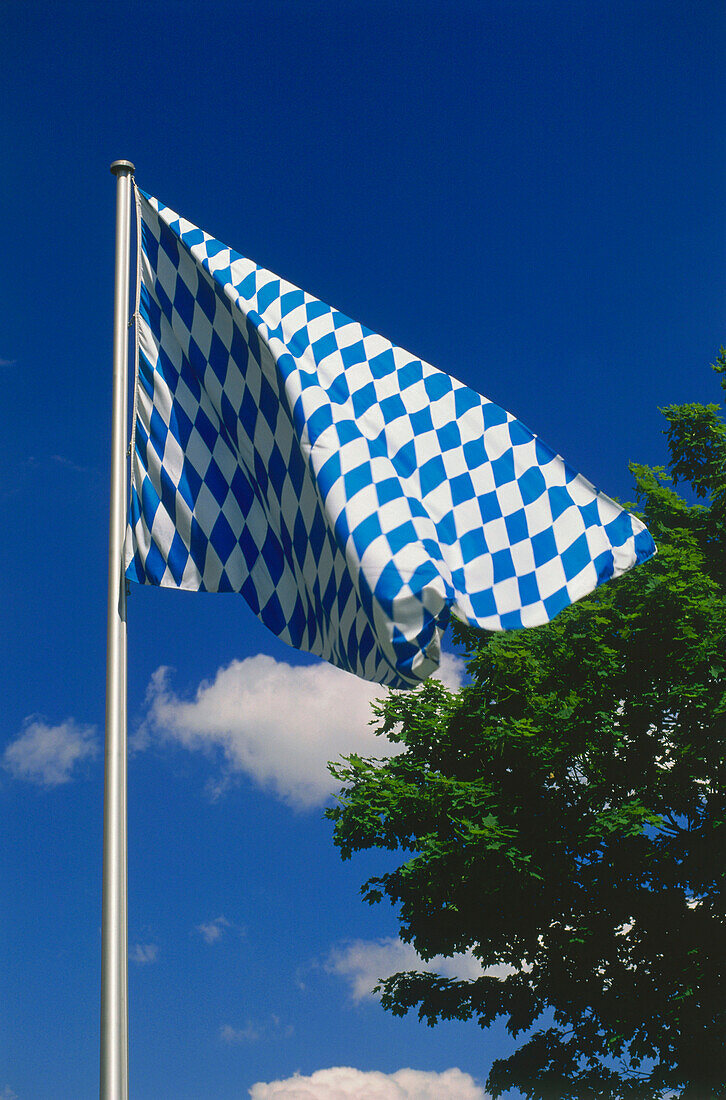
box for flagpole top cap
[110,159,135,176]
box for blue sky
[2,2,724,1097]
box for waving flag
[125,189,655,687]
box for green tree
[327,359,726,1099]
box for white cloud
[221,1015,293,1043]
[249,1066,489,1099]
[221,1021,260,1043]
[3,718,98,786]
[326,937,496,1002]
[130,943,158,964]
[138,652,463,810]
[196,915,233,944]
[51,453,91,473]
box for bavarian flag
[125,188,655,687]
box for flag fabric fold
[125,188,655,687]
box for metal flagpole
[101,158,135,1100]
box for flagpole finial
[110,159,135,175]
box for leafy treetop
[327,354,726,1099]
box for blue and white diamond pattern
[125,188,655,687]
